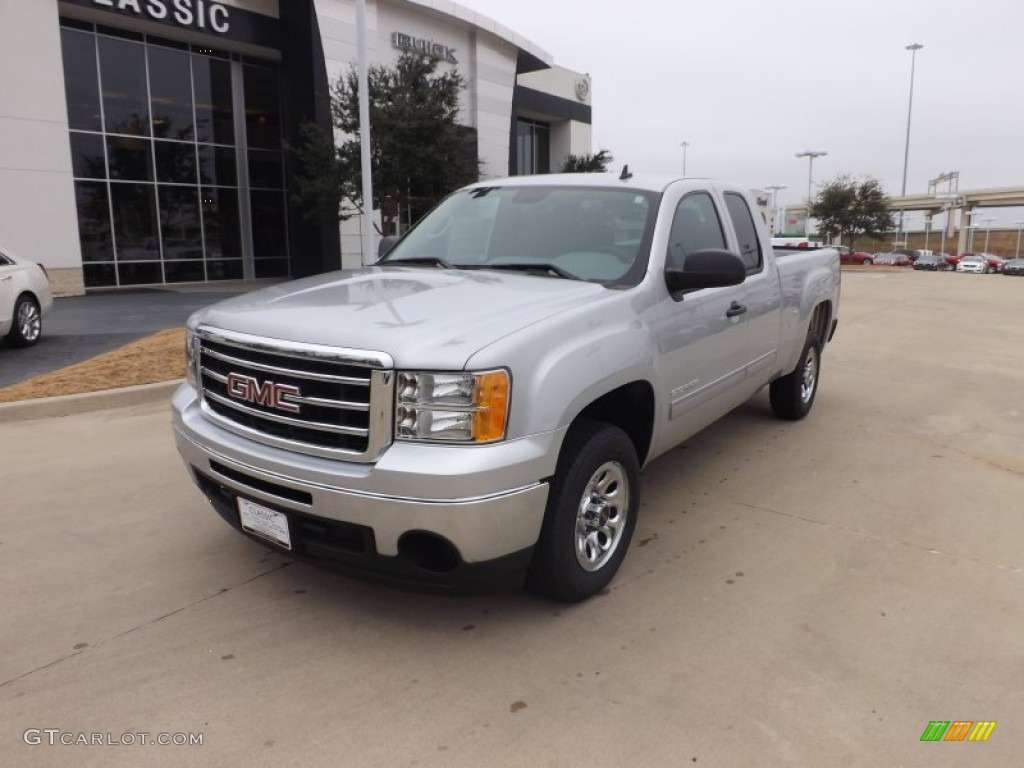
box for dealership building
[0,0,593,294]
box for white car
[956,255,990,274]
[0,247,53,347]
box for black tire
[770,336,822,421]
[862,258,873,265]
[6,294,42,348]
[528,421,640,602]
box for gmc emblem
[225,372,301,414]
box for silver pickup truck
[172,174,840,601]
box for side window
[666,192,726,270]
[0,252,11,266]
[724,193,763,272]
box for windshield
[379,185,659,284]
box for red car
[946,252,965,270]
[840,251,876,265]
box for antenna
[619,165,632,181]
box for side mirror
[665,249,746,294]
[378,235,399,258]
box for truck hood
[192,266,609,369]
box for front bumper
[173,384,559,591]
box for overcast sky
[462,0,1024,226]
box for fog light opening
[398,532,461,573]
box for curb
[0,380,184,423]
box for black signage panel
[61,0,280,49]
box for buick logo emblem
[226,372,301,414]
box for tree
[809,176,895,252]
[292,52,479,235]
[561,150,614,173]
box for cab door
[720,190,782,394]
[650,190,751,449]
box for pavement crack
[735,501,1024,575]
[0,561,291,689]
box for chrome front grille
[196,327,394,461]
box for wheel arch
[567,380,656,466]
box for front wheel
[528,421,640,602]
[862,258,873,265]
[6,295,42,348]
[770,336,822,421]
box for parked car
[840,250,875,265]
[872,252,911,266]
[172,175,841,601]
[0,247,53,347]
[1001,258,1024,276]
[982,254,1005,273]
[913,254,947,271]
[945,252,964,270]
[956,255,990,274]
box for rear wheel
[862,258,873,265]
[770,336,821,421]
[528,421,640,602]
[6,295,42,348]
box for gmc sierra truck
[172,173,840,602]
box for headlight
[185,329,198,387]
[395,370,510,443]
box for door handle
[0,276,12,282]
[726,301,747,318]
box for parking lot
[2,270,1022,767]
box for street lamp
[795,150,827,237]
[765,184,786,234]
[1014,220,1024,258]
[897,43,924,246]
[680,141,690,176]
[979,216,996,253]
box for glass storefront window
[69,132,106,179]
[107,136,154,181]
[250,190,287,259]
[248,149,284,189]
[99,36,149,136]
[61,29,102,132]
[202,188,242,259]
[59,21,287,286]
[243,65,282,149]
[154,140,198,184]
[193,55,235,146]
[198,145,237,187]
[110,183,159,260]
[159,186,203,259]
[148,46,196,141]
[73,181,114,262]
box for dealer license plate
[237,497,292,550]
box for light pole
[898,43,924,247]
[980,216,996,253]
[1014,220,1024,258]
[680,141,690,176]
[765,184,786,234]
[795,150,827,237]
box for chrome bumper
[172,384,556,563]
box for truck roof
[465,173,717,194]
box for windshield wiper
[381,256,454,269]
[466,262,581,280]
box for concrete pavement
[1,271,1022,767]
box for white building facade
[0,0,593,294]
